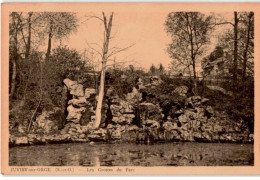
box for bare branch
[108,43,135,58]
[80,15,104,24]
[85,40,103,57]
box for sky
[56,12,173,70]
[53,11,233,71]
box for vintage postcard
[1,2,260,175]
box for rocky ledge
[9,78,254,146]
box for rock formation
[9,77,254,146]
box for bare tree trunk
[10,12,19,98]
[25,12,32,60]
[93,12,113,129]
[45,24,53,61]
[185,13,197,95]
[242,12,253,82]
[233,12,238,93]
[232,11,239,111]
[192,58,197,95]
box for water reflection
[9,142,254,166]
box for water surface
[9,142,253,166]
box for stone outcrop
[9,78,253,146]
[34,107,63,133]
[64,78,84,97]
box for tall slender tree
[241,12,254,82]
[165,12,213,95]
[93,12,114,129]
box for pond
[9,142,253,166]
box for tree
[84,12,134,129]
[93,12,114,129]
[158,63,165,75]
[241,12,254,82]
[233,12,238,93]
[216,12,254,90]
[38,12,78,61]
[24,12,33,60]
[9,12,22,98]
[209,46,224,61]
[149,64,156,75]
[165,12,213,95]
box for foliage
[36,12,78,41]
[105,66,147,98]
[165,12,213,76]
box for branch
[81,15,104,24]
[211,18,234,27]
[107,43,135,58]
[85,41,103,57]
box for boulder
[163,121,179,131]
[67,105,86,123]
[139,102,162,120]
[63,78,84,97]
[178,109,197,124]
[110,104,121,116]
[35,109,59,133]
[178,114,188,123]
[143,120,160,128]
[15,136,28,145]
[126,125,139,131]
[205,106,215,116]
[84,88,96,99]
[123,114,135,124]
[107,124,126,140]
[112,114,134,125]
[140,102,156,111]
[88,128,107,141]
[18,125,26,133]
[126,87,142,104]
[173,86,188,97]
[249,134,254,142]
[201,98,209,104]
[68,97,87,107]
[164,130,181,141]
[64,78,77,89]
[137,78,145,90]
[119,100,134,114]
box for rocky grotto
[9,76,254,146]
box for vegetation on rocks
[9,11,254,146]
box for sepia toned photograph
[1,2,260,175]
